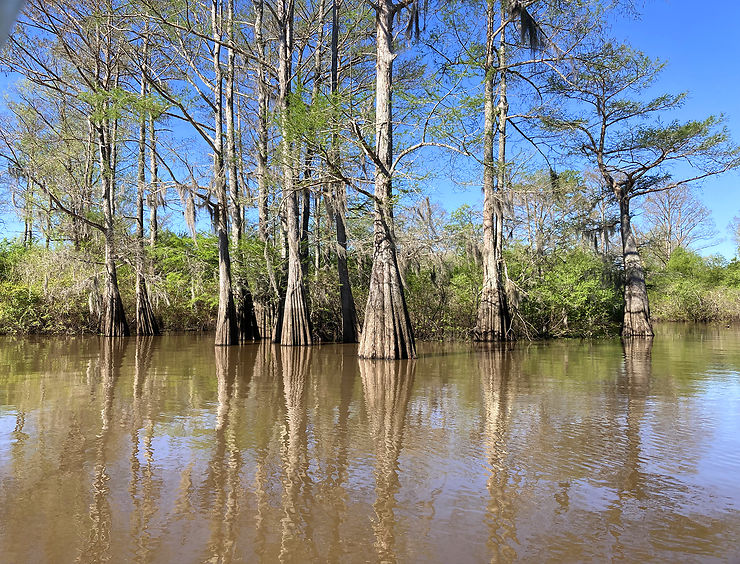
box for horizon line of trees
[1,0,738,358]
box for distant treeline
[2,213,739,339]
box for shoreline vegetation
[3,235,740,339]
[1,1,739,353]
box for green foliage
[0,241,89,334]
[403,258,482,341]
[148,232,220,330]
[649,248,740,322]
[509,246,622,338]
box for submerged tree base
[235,283,260,342]
[622,281,654,337]
[136,278,159,336]
[359,241,416,360]
[101,284,130,338]
[474,284,511,342]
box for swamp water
[0,324,739,563]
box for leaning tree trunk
[135,47,159,336]
[358,1,415,359]
[474,1,510,342]
[619,194,654,337]
[277,0,312,346]
[226,0,259,342]
[212,0,239,346]
[98,120,129,338]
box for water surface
[1,324,739,562]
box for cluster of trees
[1,0,737,358]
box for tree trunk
[212,0,239,346]
[226,0,259,342]
[475,2,510,342]
[136,48,159,336]
[277,0,312,346]
[254,0,280,335]
[101,231,129,337]
[329,0,359,343]
[358,2,415,359]
[619,195,654,337]
[98,119,129,337]
[148,115,158,247]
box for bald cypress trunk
[619,194,654,337]
[136,43,159,336]
[358,1,415,359]
[99,121,129,337]
[277,0,312,346]
[212,0,238,346]
[226,0,259,341]
[330,0,359,343]
[475,1,510,342]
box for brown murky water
[1,324,739,563]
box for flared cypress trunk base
[280,273,312,346]
[136,275,159,336]
[101,278,129,337]
[622,283,654,337]
[358,240,415,359]
[474,282,510,341]
[215,228,239,346]
[215,294,239,346]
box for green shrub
[512,247,622,337]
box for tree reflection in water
[252,343,283,557]
[278,346,316,562]
[478,344,519,563]
[360,358,416,564]
[323,352,355,564]
[1,329,737,561]
[201,345,250,562]
[606,337,652,558]
[78,337,127,563]
[129,336,160,563]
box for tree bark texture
[277,0,312,346]
[330,0,359,343]
[358,1,415,359]
[212,0,239,346]
[475,2,510,342]
[226,0,260,341]
[619,196,654,337]
[136,56,159,336]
